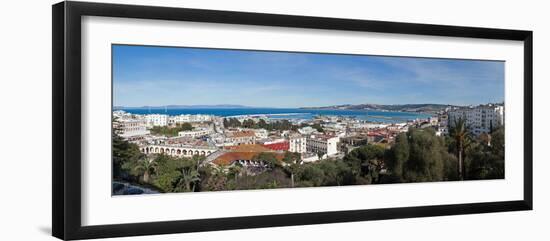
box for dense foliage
[150,123,193,137]
[386,128,457,182]
[223,118,324,132]
[112,119,144,180]
[113,125,504,194]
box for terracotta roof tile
[227,131,256,138]
[224,144,272,152]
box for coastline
[117,107,433,123]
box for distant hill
[301,103,458,113]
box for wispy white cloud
[113,45,504,107]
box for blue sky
[113,45,504,108]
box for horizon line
[113,101,505,109]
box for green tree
[224,118,242,128]
[465,126,504,180]
[242,119,256,128]
[311,123,324,133]
[282,152,302,187]
[227,163,244,182]
[149,123,194,137]
[175,168,201,192]
[317,159,354,186]
[152,155,195,192]
[192,155,207,172]
[134,158,158,183]
[202,165,228,191]
[112,117,144,180]
[490,126,505,159]
[296,164,325,187]
[449,117,471,180]
[387,128,454,182]
[231,168,291,190]
[387,133,409,180]
[223,118,229,128]
[258,119,268,129]
[343,144,386,184]
[253,152,280,169]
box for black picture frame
[52,1,533,240]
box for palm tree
[193,155,206,172]
[283,152,302,188]
[134,158,158,183]
[204,165,228,191]
[228,164,243,182]
[450,117,471,180]
[176,168,201,192]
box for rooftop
[224,144,273,152]
[226,130,256,138]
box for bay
[118,107,432,123]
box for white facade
[448,104,504,136]
[140,144,217,157]
[252,128,268,139]
[289,135,307,153]
[436,126,449,136]
[146,114,168,127]
[178,128,212,138]
[113,110,128,118]
[117,119,150,139]
[306,135,339,157]
[298,126,316,135]
[224,131,256,146]
[169,114,213,124]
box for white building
[117,119,150,139]
[322,122,346,130]
[113,110,128,118]
[288,135,307,154]
[225,130,256,146]
[439,115,449,128]
[140,144,217,158]
[436,126,449,136]
[239,128,268,139]
[298,126,316,135]
[363,123,390,129]
[169,114,213,124]
[252,129,268,139]
[428,116,439,126]
[306,135,339,158]
[146,114,168,127]
[448,104,504,136]
[178,127,212,138]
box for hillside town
[113,103,504,178]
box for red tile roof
[224,144,272,152]
[227,131,255,138]
[213,151,284,166]
[263,141,289,151]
